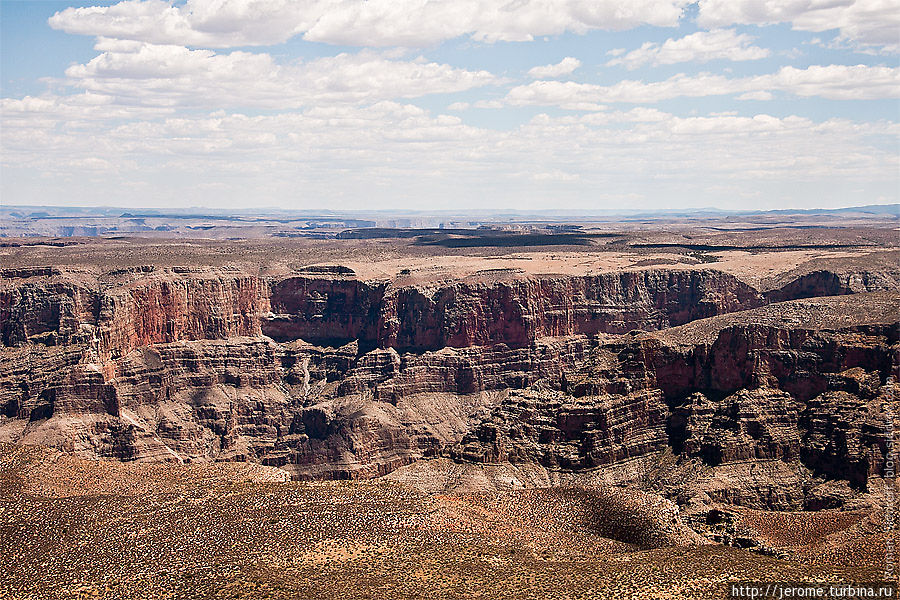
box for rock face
[374,270,764,351]
[452,317,898,503]
[3,267,764,355]
[1,264,898,509]
[6,264,897,356]
[0,334,595,478]
[100,271,267,358]
[451,388,669,469]
[0,269,99,347]
[766,269,900,302]
[673,389,804,465]
[0,268,266,354]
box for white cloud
[698,0,900,53]
[505,64,900,105]
[607,29,770,69]
[4,101,896,209]
[48,0,324,48]
[770,64,900,99]
[59,43,496,109]
[737,90,775,100]
[527,57,581,78]
[473,100,505,109]
[530,169,580,181]
[3,0,895,211]
[50,0,692,48]
[0,92,173,122]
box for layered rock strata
[1,271,896,497]
[3,267,770,355]
[1,263,898,508]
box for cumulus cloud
[768,64,900,99]
[698,0,900,53]
[49,0,691,48]
[0,92,173,122]
[607,29,770,69]
[505,64,900,105]
[59,42,496,109]
[527,57,582,78]
[48,0,323,48]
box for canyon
[1,223,898,599]
[2,251,897,492]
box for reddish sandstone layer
[5,263,879,356]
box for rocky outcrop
[2,292,897,497]
[672,389,804,465]
[0,274,99,347]
[376,270,764,351]
[448,303,899,508]
[766,268,900,302]
[99,272,267,358]
[0,334,595,477]
[801,385,896,488]
[263,276,382,347]
[451,388,669,469]
[0,269,267,355]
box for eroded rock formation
[1,264,898,511]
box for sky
[1,0,898,212]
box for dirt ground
[1,445,892,600]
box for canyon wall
[452,319,898,490]
[2,294,896,501]
[1,265,898,509]
[3,267,766,355]
[0,268,267,354]
[6,264,897,357]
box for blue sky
[1,0,898,211]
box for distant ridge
[3,203,897,222]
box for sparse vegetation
[0,445,889,600]
[688,251,721,263]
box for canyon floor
[1,211,898,599]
